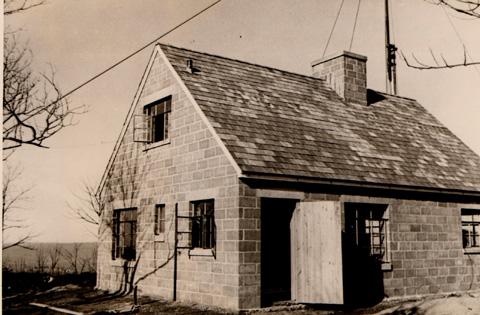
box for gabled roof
[161,44,480,194]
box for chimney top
[312,51,368,105]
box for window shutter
[133,114,152,143]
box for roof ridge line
[160,42,421,102]
[158,42,327,82]
[371,89,417,102]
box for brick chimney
[312,51,368,105]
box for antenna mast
[385,0,397,94]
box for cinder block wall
[237,184,262,309]
[236,189,480,309]
[383,199,480,297]
[97,50,243,309]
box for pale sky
[4,0,480,243]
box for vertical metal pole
[385,0,398,95]
[385,0,392,94]
[173,203,178,301]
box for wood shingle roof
[161,44,480,194]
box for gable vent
[186,59,195,73]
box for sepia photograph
[3,0,480,313]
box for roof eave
[239,171,480,199]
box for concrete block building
[96,44,480,309]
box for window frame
[344,203,391,269]
[461,208,480,252]
[112,208,137,261]
[154,204,166,242]
[143,96,171,143]
[190,199,215,250]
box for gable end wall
[96,51,243,309]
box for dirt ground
[3,285,480,315]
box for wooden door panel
[290,201,343,304]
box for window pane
[461,209,480,249]
[191,200,215,249]
[155,205,165,235]
[159,206,165,233]
[165,98,171,111]
[153,114,165,142]
[154,206,159,235]
[113,208,137,260]
[164,112,169,140]
[144,97,171,143]
[345,203,388,261]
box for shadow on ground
[3,284,480,315]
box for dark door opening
[343,203,387,307]
[261,198,297,307]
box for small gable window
[462,209,480,249]
[145,96,171,142]
[191,199,215,249]
[134,96,171,144]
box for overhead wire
[441,4,480,77]
[50,0,222,106]
[17,140,117,150]
[349,0,362,51]
[323,0,345,57]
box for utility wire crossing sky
[4,0,479,244]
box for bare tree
[13,256,29,273]
[401,0,480,69]
[34,245,49,273]
[81,245,98,273]
[68,180,104,226]
[48,243,63,275]
[3,1,86,158]
[71,154,143,237]
[62,243,84,274]
[3,28,86,156]
[2,164,34,250]
[3,0,85,250]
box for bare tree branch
[61,243,84,274]
[408,1,480,69]
[48,243,63,274]
[400,49,480,70]
[2,235,34,250]
[2,164,36,250]
[68,180,104,226]
[34,245,49,273]
[425,0,480,18]
[3,27,87,158]
[4,0,47,15]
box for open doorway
[260,198,297,307]
[343,203,387,307]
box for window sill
[154,234,165,242]
[464,247,480,254]
[189,248,215,258]
[111,259,136,267]
[144,138,170,151]
[381,262,393,271]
